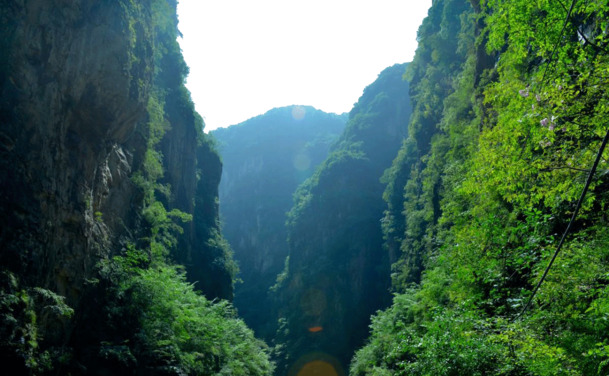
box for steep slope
[352,0,609,374]
[0,0,152,310]
[0,1,270,374]
[381,0,474,287]
[151,5,235,301]
[212,106,346,339]
[273,64,411,374]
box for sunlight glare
[307,326,323,333]
[177,0,433,131]
[296,360,338,376]
[292,105,306,120]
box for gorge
[2,1,609,376]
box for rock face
[0,0,152,308]
[273,64,412,374]
[212,106,347,339]
[188,138,235,300]
[157,63,235,301]
[0,0,234,372]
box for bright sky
[177,1,432,132]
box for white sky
[177,1,432,132]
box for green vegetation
[0,0,271,374]
[95,247,273,375]
[0,271,73,374]
[147,0,236,301]
[352,0,609,374]
[3,0,609,374]
[83,1,272,374]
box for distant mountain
[212,106,347,339]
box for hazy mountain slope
[273,64,411,374]
[212,106,346,339]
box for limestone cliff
[0,0,152,308]
[0,0,235,373]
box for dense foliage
[212,106,346,340]
[352,0,609,375]
[92,247,273,376]
[4,0,609,374]
[273,64,412,374]
[146,0,237,301]
[0,271,74,374]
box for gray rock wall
[0,0,153,306]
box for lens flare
[296,360,338,376]
[292,105,306,120]
[288,352,345,376]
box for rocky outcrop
[154,15,235,301]
[0,0,152,308]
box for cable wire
[518,128,609,318]
[539,0,578,89]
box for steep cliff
[151,1,235,300]
[273,64,411,374]
[352,0,609,374]
[0,0,153,316]
[0,1,154,371]
[212,106,346,340]
[0,1,267,374]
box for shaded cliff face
[274,64,411,374]
[0,0,239,373]
[212,106,346,339]
[0,0,152,306]
[152,7,235,300]
[188,137,235,300]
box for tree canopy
[352,0,609,375]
